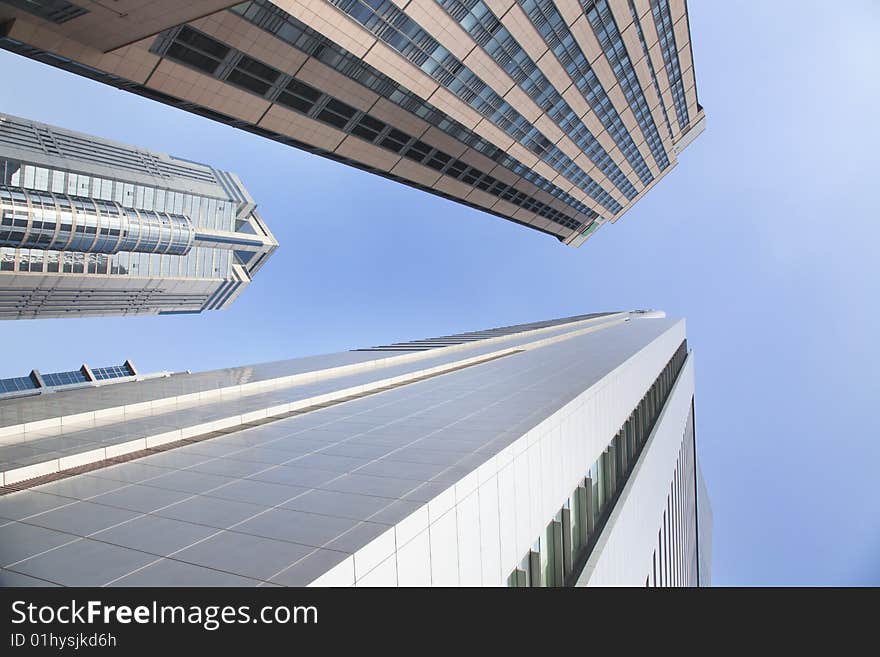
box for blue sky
[1,1,878,585]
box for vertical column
[529,550,542,587]
[561,508,573,578]
[584,476,596,537]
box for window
[226,70,270,95]
[379,128,411,153]
[226,55,281,96]
[401,139,429,162]
[475,174,496,191]
[460,168,481,185]
[277,79,321,113]
[92,364,134,381]
[42,370,88,387]
[350,114,385,141]
[165,26,229,75]
[425,151,450,171]
[167,43,221,75]
[177,26,229,60]
[316,98,357,129]
[2,0,88,24]
[0,375,38,394]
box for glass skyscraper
[0,112,278,319]
[0,0,704,246]
[0,311,710,586]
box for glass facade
[515,0,658,182]
[0,186,195,256]
[507,339,688,586]
[157,20,596,233]
[91,364,134,381]
[649,0,690,131]
[626,0,674,140]
[0,158,234,280]
[41,370,88,387]
[435,0,642,198]
[326,0,624,214]
[0,375,37,394]
[581,0,670,170]
[231,1,599,231]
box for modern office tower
[0,311,710,587]
[0,1,704,247]
[0,112,278,319]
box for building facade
[0,112,278,319]
[0,311,710,586]
[0,0,704,246]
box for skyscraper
[0,311,710,586]
[0,0,704,246]
[0,112,278,319]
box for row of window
[0,112,217,185]
[649,0,690,131]
[0,375,37,394]
[2,0,87,25]
[507,339,688,586]
[159,25,592,233]
[41,369,88,387]
[0,157,233,232]
[0,289,206,316]
[91,364,135,381]
[513,0,657,184]
[229,1,597,231]
[326,0,624,215]
[436,0,643,197]
[0,186,195,255]
[581,0,670,170]
[626,0,674,141]
[0,361,134,398]
[0,244,229,279]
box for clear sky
[1,1,878,586]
